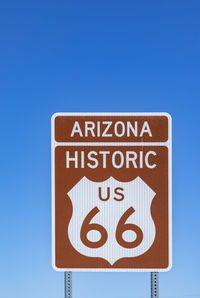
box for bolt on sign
[51,112,172,272]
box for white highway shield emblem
[67,176,156,265]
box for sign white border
[51,112,172,272]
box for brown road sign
[51,112,172,272]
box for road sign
[51,112,172,272]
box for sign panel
[51,113,172,271]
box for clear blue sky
[0,1,200,297]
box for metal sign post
[64,272,72,298]
[64,271,158,298]
[151,272,159,298]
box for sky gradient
[0,1,200,297]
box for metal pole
[64,272,72,298]
[151,272,159,298]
